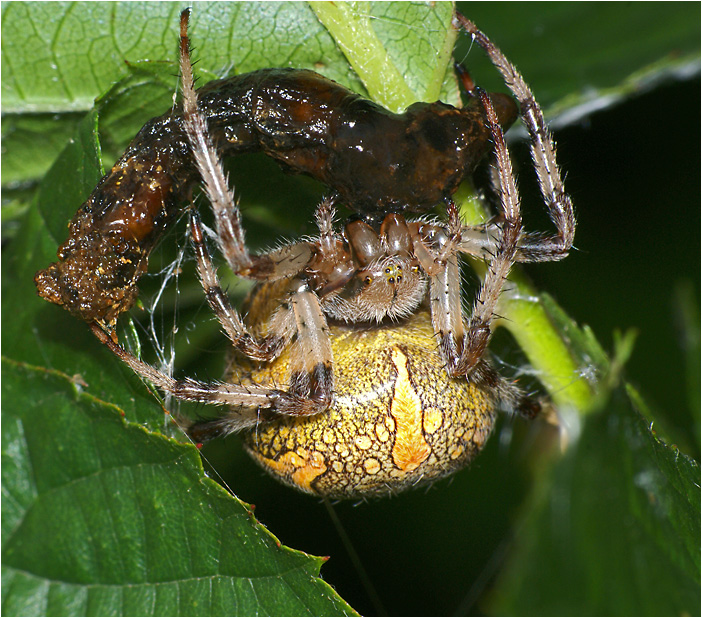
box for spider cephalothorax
[45,8,575,497]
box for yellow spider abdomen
[237,308,496,499]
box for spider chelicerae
[88,9,575,498]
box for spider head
[324,254,427,323]
[353,255,427,321]
[323,214,427,323]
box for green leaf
[3,2,699,200]
[481,300,701,615]
[2,357,356,617]
[489,381,701,616]
[0,2,350,114]
[2,95,357,614]
[310,2,458,110]
[456,2,700,123]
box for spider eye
[364,276,373,285]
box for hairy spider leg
[457,89,522,375]
[188,211,291,361]
[409,90,519,378]
[455,13,576,263]
[410,202,466,372]
[408,206,539,419]
[90,322,326,437]
[410,99,524,386]
[409,14,576,415]
[179,9,334,420]
[86,9,339,437]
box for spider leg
[412,95,537,417]
[285,281,334,412]
[458,89,521,374]
[179,10,252,277]
[189,211,292,361]
[181,7,316,364]
[186,279,335,441]
[459,223,557,263]
[180,9,313,282]
[471,358,541,420]
[90,323,296,434]
[455,13,576,262]
[313,196,338,254]
[91,11,336,438]
[195,277,334,429]
[89,272,334,435]
[181,10,334,403]
[421,95,521,376]
[412,202,467,375]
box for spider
[80,9,574,498]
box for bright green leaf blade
[1,358,357,617]
[489,381,701,616]
[0,1,358,217]
[310,1,458,111]
[4,2,699,200]
[5,2,697,116]
[0,2,357,114]
[1,1,457,230]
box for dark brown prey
[35,66,517,331]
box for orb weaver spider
[41,9,575,498]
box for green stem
[457,185,595,412]
[309,1,417,112]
